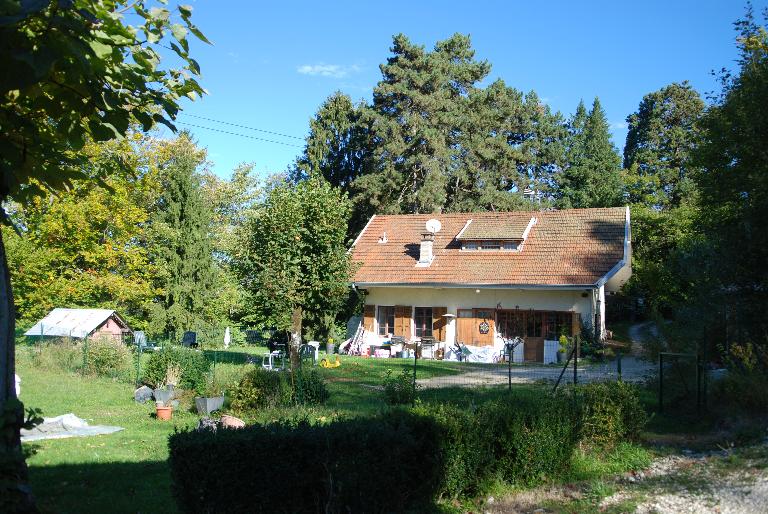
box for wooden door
[474,309,495,346]
[432,307,447,341]
[456,309,474,345]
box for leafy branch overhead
[0,0,210,205]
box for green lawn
[16,343,654,513]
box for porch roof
[350,207,629,287]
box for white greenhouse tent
[24,308,131,340]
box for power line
[179,113,305,141]
[176,122,304,148]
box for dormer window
[460,240,520,251]
[456,217,535,251]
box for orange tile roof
[350,207,629,287]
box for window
[414,307,433,337]
[545,312,572,339]
[377,306,395,336]
[527,311,543,337]
[503,241,519,250]
[461,240,520,250]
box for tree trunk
[0,225,37,512]
[289,306,302,371]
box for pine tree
[557,98,624,208]
[355,33,490,215]
[623,82,705,208]
[150,133,216,337]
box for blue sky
[162,0,766,179]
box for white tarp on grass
[21,413,124,442]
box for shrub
[382,367,417,405]
[229,368,292,412]
[169,412,442,513]
[83,337,131,378]
[169,395,583,512]
[293,367,329,405]
[572,381,648,448]
[478,395,581,486]
[30,341,81,373]
[711,369,768,415]
[143,346,210,394]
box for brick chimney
[417,232,435,266]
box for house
[24,308,132,341]
[349,207,631,362]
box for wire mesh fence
[657,352,706,416]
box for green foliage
[0,0,208,204]
[293,367,329,405]
[82,338,131,379]
[168,412,443,513]
[570,381,648,448]
[711,343,768,415]
[6,134,162,330]
[236,175,353,336]
[168,397,582,512]
[382,367,417,405]
[230,367,329,412]
[623,82,705,209]
[149,134,217,336]
[142,346,209,394]
[557,98,624,208]
[29,341,81,374]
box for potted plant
[156,400,173,420]
[557,335,570,363]
[195,380,226,416]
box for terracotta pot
[156,405,173,421]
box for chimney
[417,232,434,266]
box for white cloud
[297,63,361,78]
[610,121,628,130]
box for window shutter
[394,306,411,338]
[432,307,447,341]
[363,305,375,332]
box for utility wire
[177,122,304,148]
[179,113,305,141]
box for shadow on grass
[30,460,176,514]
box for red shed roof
[350,207,629,287]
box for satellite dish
[425,218,442,234]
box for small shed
[24,308,132,341]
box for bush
[169,395,583,512]
[230,367,329,412]
[711,370,768,415]
[143,346,210,394]
[478,395,581,486]
[382,367,417,405]
[229,368,292,412]
[294,367,329,405]
[83,337,131,378]
[169,412,442,513]
[572,381,648,448]
[29,341,81,373]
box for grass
[15,342,662,513]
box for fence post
[696,354,701,414]
[573,335,578,385]
[658,353,664,413]
[507,343,512,392]
[617,350,622,381]
[412,344,418,407]
[82,334,89,375]
[135,345,142,388]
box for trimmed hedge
[143,346,210,394]
[169,396,581,512]
[572,381,647,448]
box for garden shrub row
[229,367,329,412]
[571,381,648,448]
[169,395,581,512]
[143,346,210,394]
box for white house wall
[364,286,594,345]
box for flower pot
[195,396,225,416]
[156,405,173,421]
